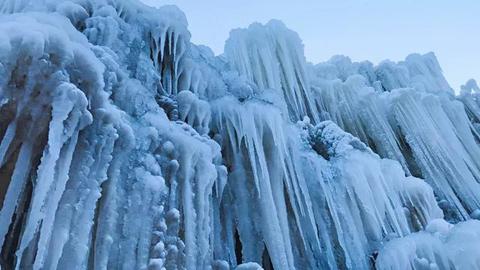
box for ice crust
[0,1,479,269]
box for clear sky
[141,0,479,91]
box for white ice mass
[0,0,479,269]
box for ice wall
[0,0,480,269]
[0,2,223,269]
[310,55,480,221]
[459,79,480,134]
[225,20,318,123]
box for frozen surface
[376,219,480,270]
[0,0,479,269]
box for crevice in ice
[156,95,179,121]
[234,228,243,265]
[261,247,274,270]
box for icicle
[0,142,33,248]
[225,20,319,123]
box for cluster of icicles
[1,0,480,269]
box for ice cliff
[0,0,479,269]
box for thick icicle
[225,20,319,123]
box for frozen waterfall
[0,0,479,269]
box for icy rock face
[301,120,443,269]
[0,13,129,270]
[210,95,440,269]
[310,56,480,221]
[1,1,480,270]
[0,2,222,270]
[225,20,318,123]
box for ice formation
[0,0,479,269]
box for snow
[0,0,480,269]
[376,219,480,270]
[235,262,264,270]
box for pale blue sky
[142,0,479,91]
